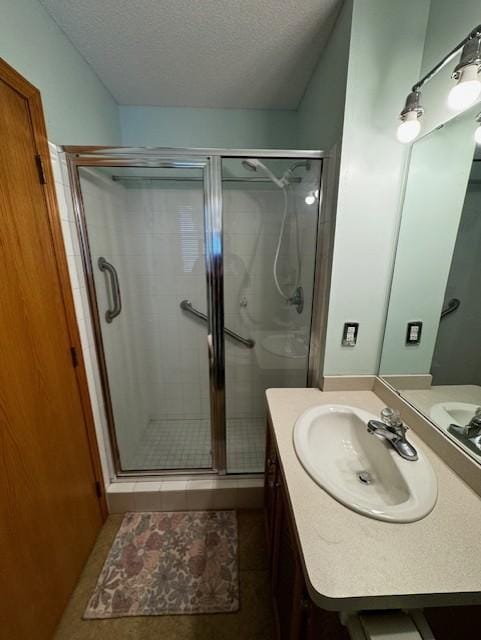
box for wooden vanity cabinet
[264,417,481,640]
[264,420,279,561]
[264,418,349,640]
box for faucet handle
[381,407,403,428]
[469,409,481,430]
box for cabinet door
[303,601,350,640]
[271,480,307,640]
[264,417,279,557]
[269,468,350,640]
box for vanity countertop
[266,387,481,611]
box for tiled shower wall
[110,181,320,429]
[122,181,319,424]
[80,170,153,468]
[121,185,210,424]
[49,144,113,484]
[223,184,318,420]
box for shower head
[241,158,286,188]
[241,159,259,172]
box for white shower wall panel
[123,186,210,422]
[223,184,318,419]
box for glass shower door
[77,164,214,472]
[221,157,322,473]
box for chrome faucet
[367,407,418,461]
[449,407,481,439]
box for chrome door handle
[98,257,122,323]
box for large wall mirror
[379,103,481,464]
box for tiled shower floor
[131,417,265,473]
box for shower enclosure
[66,148,324,476]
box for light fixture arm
[400,91,424,119]
[412,24,481,93]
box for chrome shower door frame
[65,147,327,478]
[66,151,226,475]
[204,155,226,473]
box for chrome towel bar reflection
[180,299,255,349]
[98,257,122,323]
[440,297,460,320]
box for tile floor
[131,417,266,473]
[54,510,275,640]
[227,418,266,473]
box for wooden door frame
[0,57,107,519]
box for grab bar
[440,297,460,320]
[98,257,122,323]
[180,299,255,349]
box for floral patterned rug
[84,510,239,618]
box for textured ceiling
[39,0,342,109]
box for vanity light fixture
[397,25,481,143]
[397,91,423,143]
[474,113,481,144]
[448,35,481,110]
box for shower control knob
[240,296,248,308]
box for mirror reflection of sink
[261,333,308,359]
[431,401,479,428]
[431,402,481,459]
[293,404,437,523]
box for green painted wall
[377,0,481,375]
[422,0,480,71]
[323,0,430,375]
[297,0,353,151]
[380,112,476,375]
[0,0,120,144]
[119,105,298,149]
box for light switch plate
[406,321,422,345]
[342,322,359,347]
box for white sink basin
[431,401,481,460]
[431,401,479,430]
[262,333,308,359]
[293,404,437,523]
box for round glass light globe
[305,194,316,205]
[474,125,481,145]
[396,114,421,143]
[448,65,481,111]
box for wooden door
[0,59,105,640]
